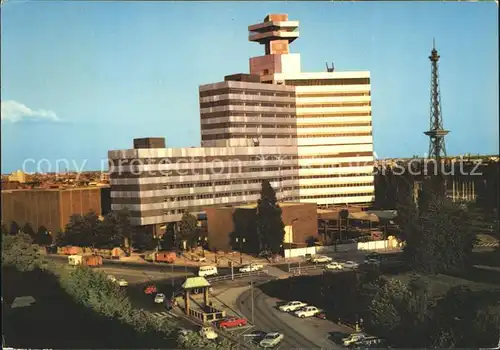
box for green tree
[21,222,36,240]
[368,276,433,347]
[2,232,44,271]
[400,191,476,274]
[62,211,101,247]
[96,209,133,249]
[34,226,52,246]
[178,213,199,250]
[256,180,285,254]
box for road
[236,285,349,349]
[47,254,232,276]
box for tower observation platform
[248,14,299,55]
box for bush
[2,233,45,271]
[176,330,236,349]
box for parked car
[259,332,284,348]
[316,311,327,320]
[310,255,332,264]
[239,263,264,273]
[245,330,267,343]
[198,265,218,277]
[294,306,321,318]
[279,301,308,312]
[199,325,218,340]
[342,261,359,269]
[364,258,381,267]
[155,251,176,263]
[116,278,128,287]
[342,332,369,346]
[144,284,157,295]
[325,262,343,270]
[366,252,381,260]
[154,293,166,304]
[217,316,247,329]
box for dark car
[366,252,381,260]
[316,312,327,320]
[244,330,267,344]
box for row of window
[297,132,372,138]
[202,122,372,130]
[161,178,289,189]
[299,192,374,199]
[285,78,370,86]
[202,134,295,140]
[301,182,373,189]
[296,102,371,108]
[296,92,371,98]
[200,88,294,98]
[203,132,371,140]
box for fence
[289,263,328,274]
[284,239,398,258]
[207,270,268,283]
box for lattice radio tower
[424,39,450,161]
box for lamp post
[235,237,246,265]
[290,218,298,244]
[249,281,255,325]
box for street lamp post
[236,237,246,265]
[249,281,255,325]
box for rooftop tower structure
[248,14,302,81]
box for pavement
[235,284,352,349]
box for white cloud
[1,100,60,123]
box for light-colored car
[107,275,117,283]
[198,265,218,277]
[310,255,332,264]
[325,262,343,270]
[199,325,218,340]
[239,263,264,273]
[116,278,128,287]
[342,261,359,269]
[279,301,308,312]
[342,332,368,346]
[294,306,320,318]
[259,332,284,348]
[154,293,166,304]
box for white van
[198,265,218,277]
[68,255,83,266]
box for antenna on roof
[326,62,335,72]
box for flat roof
[1,186,108,193]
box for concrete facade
[1,187,110,235]
[108,13,375,232]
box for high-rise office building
[109,14,374,236]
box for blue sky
[1,1,498,173]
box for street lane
[47,254,232,275]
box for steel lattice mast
[424,39,449,161]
